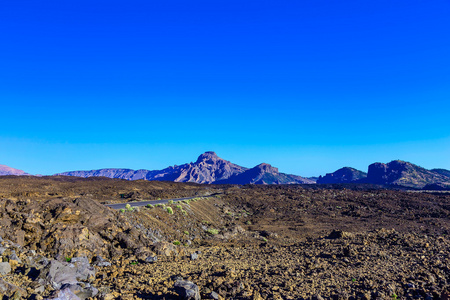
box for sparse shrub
[173,240,181,245]
[119,209,125,213]
[130,261,138,265]
[166,207,174,214]
[183,231,189,235]
[246,221,252,225]
[206,228,219,235]
[146,204,153,208]
[262,237,268,242]
[182,210,187,215]
[65,256,71,262]
[168,200,174,204]
[176,204,182,209]
[125,204,133,212]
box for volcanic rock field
[0,176,449,299]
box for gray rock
[93,256,111,267]
[190,253,198,260]
[0,262,11,275]
[72,258,96,281]
[0,247,6,255]
[145,255,157,263]
[174,280,200,300]
[210,291,220,299]
[9,250,22,263]
[43,260,79,289]
[70,257,89,264]
[40,259,95,289]
[60,283,99,300]
[44,287,82,300]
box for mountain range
[56,151,315,185]
[1,152,449,189]
[318,160,450,189]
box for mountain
[215,163,314,185]
[57,152,314,185]
[316,167,367,184]
[431,168,450,178]
[0,164,30,176]
[57,151,249,184]
[365,160,450,188]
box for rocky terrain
[0,176,449,299]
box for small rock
[174,280,200,300]
[0,262,11,275]
[190,253,198,260]
[93,256,111,267]
[44,287,81,300]
[145,256,157,263]
[210,291,220,299]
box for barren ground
[0,177,449,300]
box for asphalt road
[105,195,215,210]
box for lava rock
[174,280,200,300]
[0,262,11,275]
[145,255,157,263]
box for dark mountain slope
[365,160,450,188]
[215,163,314,185]
[316,167,367,184]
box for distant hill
[316,167,367,184]
[431,168,450,178]
[57,152,312,185]
[0,164,30,176]
[215,163,314,185]
[365,160,450,189]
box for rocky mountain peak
[255,163,279,173]
[195,151,220,164]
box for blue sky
[1,0,449,176]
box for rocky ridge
[216,163,314,184]
[56,152,313,185]
[317,167,367,184]
[366,160,450,188]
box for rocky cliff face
[0,164,29,176]
[366,160,450,188]
[316,167,367,184]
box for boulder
[40,259,95,289]
[174,280,200,300]
[44,287,81,300]
[0,262,11,275]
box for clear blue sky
[1,0,449,176]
